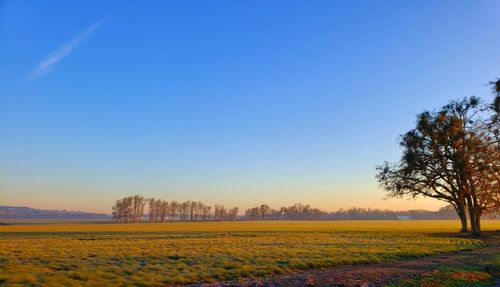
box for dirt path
[186,231,500,287]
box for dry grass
[2,219,499,233]
[0,220,498,286]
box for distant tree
[111,199,122,223]
[228,207,239,221]
[213,204,228,221]
[160,200,169,222]
[179,202,189,221]
[169,201,178,221]
[195,202,202,221]
[189,201,198,221]
[245,207,260,220]
[112,195,141,223]
[259,204,271,220]
[131,195,145,223]
[147,198,162,223]
[201,204,212,221]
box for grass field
[0,220,499,286]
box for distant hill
[0,206,110,219]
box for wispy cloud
[26,16,110,81]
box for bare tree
[189,201,198,221]
[202,205,212,221]
[228,207,239,221]
[213,204,228,221]
[159,200,169,222]
[245,207,260,220]
[112,195,142,223]
[180,202,189,221]
[148,198,162,223]
[169,201,178,221]
[259,204,271,220]
[131,195,145,223]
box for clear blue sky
[1,1,499,213]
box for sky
[1,1,499,214]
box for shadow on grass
[388,231,500,287]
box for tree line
[0,206,109,220]
[112,196,468,223]
[244,203,464,220]
[112,195,238,223]
[376,78,499,237]
[245,203,327,220]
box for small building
[397,215,412,220]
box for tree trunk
[466,196,481,237]
[452,202,468,233]
[458,210,468,233]
[474,210,482,236]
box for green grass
[0,220,498,286]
